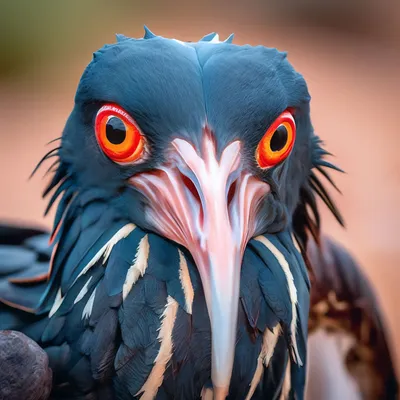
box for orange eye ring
[95,104,145,163]
[256,110,296,169]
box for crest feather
[143,25,157,39]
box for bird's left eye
[256,110,296,169]
[95,104,145,163]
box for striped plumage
[0,28,397,399]
[1,223,309,399]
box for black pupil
[106,117,126,145]
[270,125,288,152]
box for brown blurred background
[0,0,399,393]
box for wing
[306,235,398,400]
[0,224,53,330]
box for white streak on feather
[122,235,149,300]
[74,276,93,304]
[48,288,63,317]
[75,223,136,283]
[245,356,263,400]
[82,287,96,320]
[255,236,302,366]
[263,324,282,366]
[245,324,282,400]
[49,225,134,320]
[280,359,291,400]
[136,296,178,399]
[178,250,194,314]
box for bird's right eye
[95,104,145,164]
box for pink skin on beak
[130,132,270,398]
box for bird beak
[130,132,269,396]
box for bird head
[39,29,342,396]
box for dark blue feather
[90,308,118,382]
[228,304,263,399]
[44,343,71,384]
[115,349,152,397]
[77,328,95,357]
[0,305,41,330]
[51,186,75,234]
[240,246,279,331]
[0,245,36,275]
[68,356,95,394]
[41,315,66,343]
[119,275,166,350]
[88,278,113,327]
[0,279,48,311]
[23,234,53,259]
[146,235,193,313]
[6,262,49,283]
[250,239,293,328]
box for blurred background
[0,0,399,396]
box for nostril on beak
[179,171,204,228]
[226,178,239,229]
[227,179,237,208]
[181,173,200,203]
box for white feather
[82,287,96,320]
[122,235,150,300]
[48,288,63,318]
[74,276,93,305]
[178,250,194,314]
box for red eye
[256,110,296,169]
[95,104,145,163]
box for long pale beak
[130,132,269,396]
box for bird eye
[256,110,296,169]
[95,104,145,163]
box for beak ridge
[130,133,270,394]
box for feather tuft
[224,33,235,43]
[143,25,156,39]
[200,32,219,42]
[29,147,61,179]
[292,135,345,257]
[116,33,130,43]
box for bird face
[57,32,313,394]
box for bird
[0,27,397,400]
[306,236,398,400]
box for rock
[0,330,52,400]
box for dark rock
[0,330,52,400]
